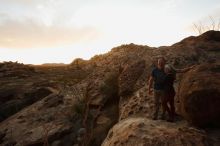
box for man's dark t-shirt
[151,67,166,90]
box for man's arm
[148,75,154,95]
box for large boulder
[179,63,220,127]
[102,117,212,146]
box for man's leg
[161,94,171,119]
[153,90,161,120]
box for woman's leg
[153,90,162,120]
[161,94,171,119]
[168,92,176,121]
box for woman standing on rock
[162,64,195,122]
[161,65,176,122]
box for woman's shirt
[164,73,175,91]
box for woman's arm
[171,65,195,73]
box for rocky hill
[0,30,219,146]
[0,61,36,77]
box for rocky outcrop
[0,61,35,77]
[119,86,154,120]
[119,60,145,97]
[102,117,212,146]
[178,63,220,127]
[0,87,52,122]
[197,30,220,42]
[1,31,220,146]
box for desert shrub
[100,72,119,100]
[67,95,85,121]
[73,99,86,117]
[193,16,220,35]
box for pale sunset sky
[0,0,220,64]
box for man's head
[157,57,166,69]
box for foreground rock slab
[102,117,213,146]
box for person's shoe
[167,118,174,122]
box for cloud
[0,0,100,49]
[0,12,8,17]
[2,0,52,5]
[0,17,100,49]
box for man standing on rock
[148,57,166,120]
[148,57,195,121]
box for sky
[0,0,220,64]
